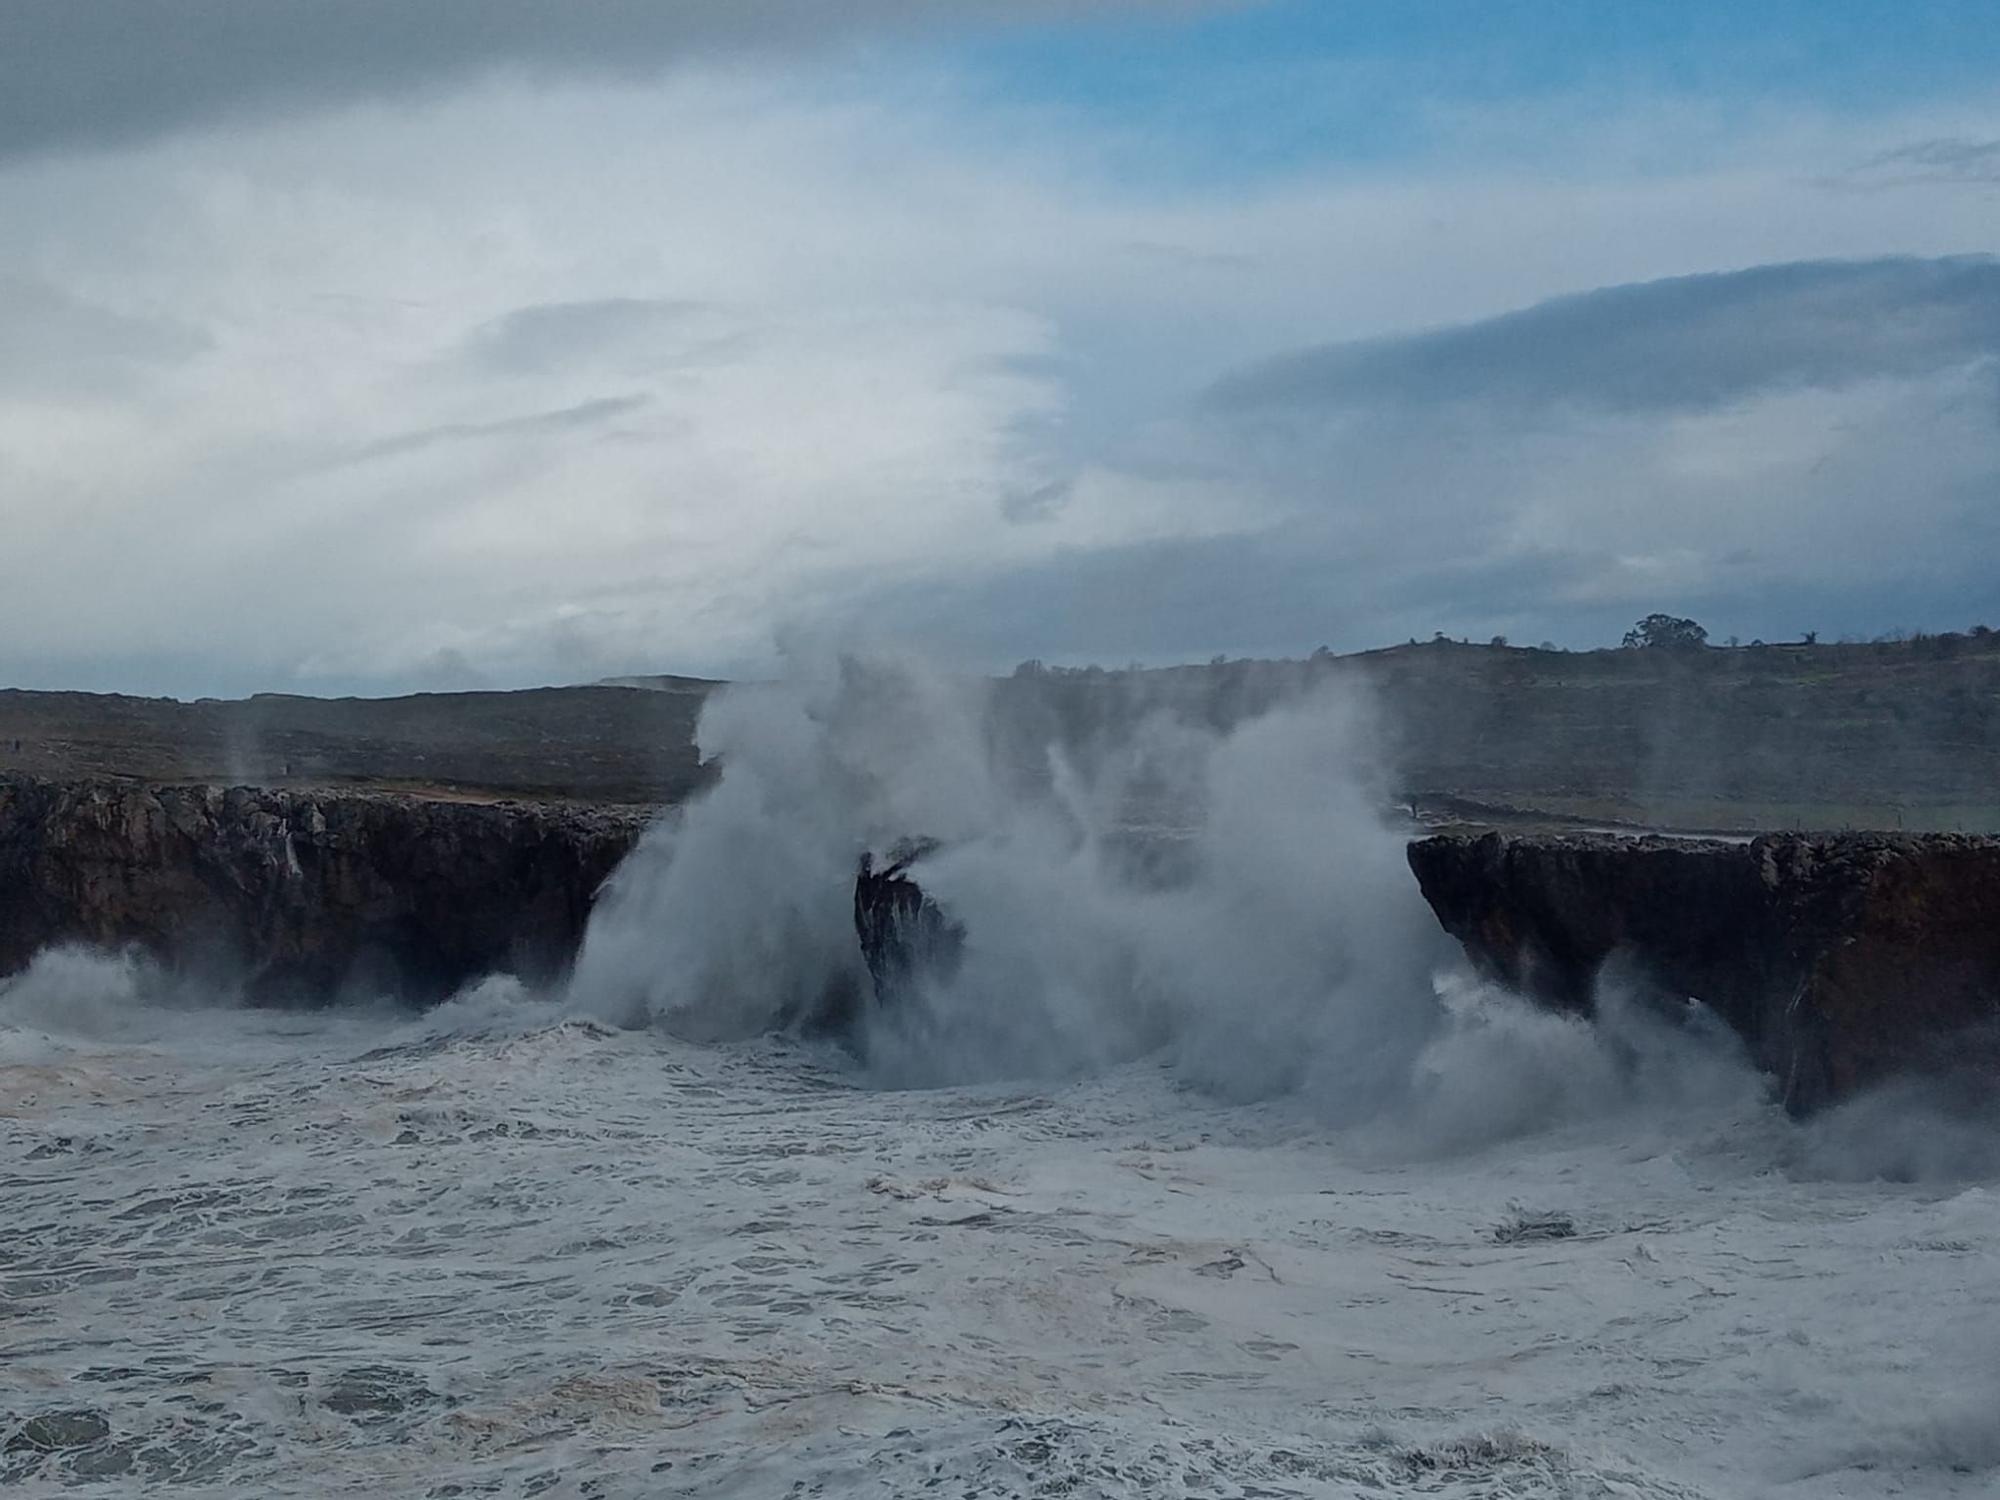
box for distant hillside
[995,633,2000,834]
[0,682,715,805]
[1363,634,2000,831]
[2,634,1995,831]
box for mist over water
[566,650,1450,1076]
[560,649,2000,1190]
[564,651,1768,1145]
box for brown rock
[0,774,648,1003]
[1407,830,2000,1113]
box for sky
[2,1,1997,697]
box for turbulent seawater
[5,964,1998,1499]
[5,659,1999,1496]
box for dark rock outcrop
[1408,830,2000,1113]
[854,841,963,1010]
[0,775,647,1003]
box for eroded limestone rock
[0,774,646,1003]
[1407,830,2000,1112]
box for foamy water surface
[4,975,1996,1499]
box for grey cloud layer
[0,276,210,393]
[350,394,651,464]
[466,299,717,375]
[1841,137,2000,189]
[1209,256,2000,417]
[960,255,2000,657]
[3,37,1996,696]
[0,0,1190,160]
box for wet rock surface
[853,840,964,1013]
[0,774,648,1003]
[1408,830,2000,1112]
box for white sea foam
[566,650,1771,1148]
[4,984,1998,1498]
[569,652,1444,1097]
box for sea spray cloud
[567,652,1005,1038]
[1384,969,1764,1158]
[561,649,1855,1154]
[560,653,1489,1122]
[863,683,1447,1106]
[565,649,1439,1076]
[0,944,236,1041]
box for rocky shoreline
[0,774,647,1003]
[5,772,1996,1113]
[1408,830,2000,1113]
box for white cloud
[0,66,1996,693]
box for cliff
[0,775,648,1003]
[1407,831,2000,1112]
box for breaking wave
[564,650,1775,1150]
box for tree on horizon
[1622,614,1709,649]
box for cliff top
[3,632,1997,831]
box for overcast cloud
[0,6,1996,695]
[1209,256,2000,417]
[0,0,1200,161]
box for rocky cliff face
[0,775,648,1003]
[1407,831,2000,1113]
[853,843,963,1013]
